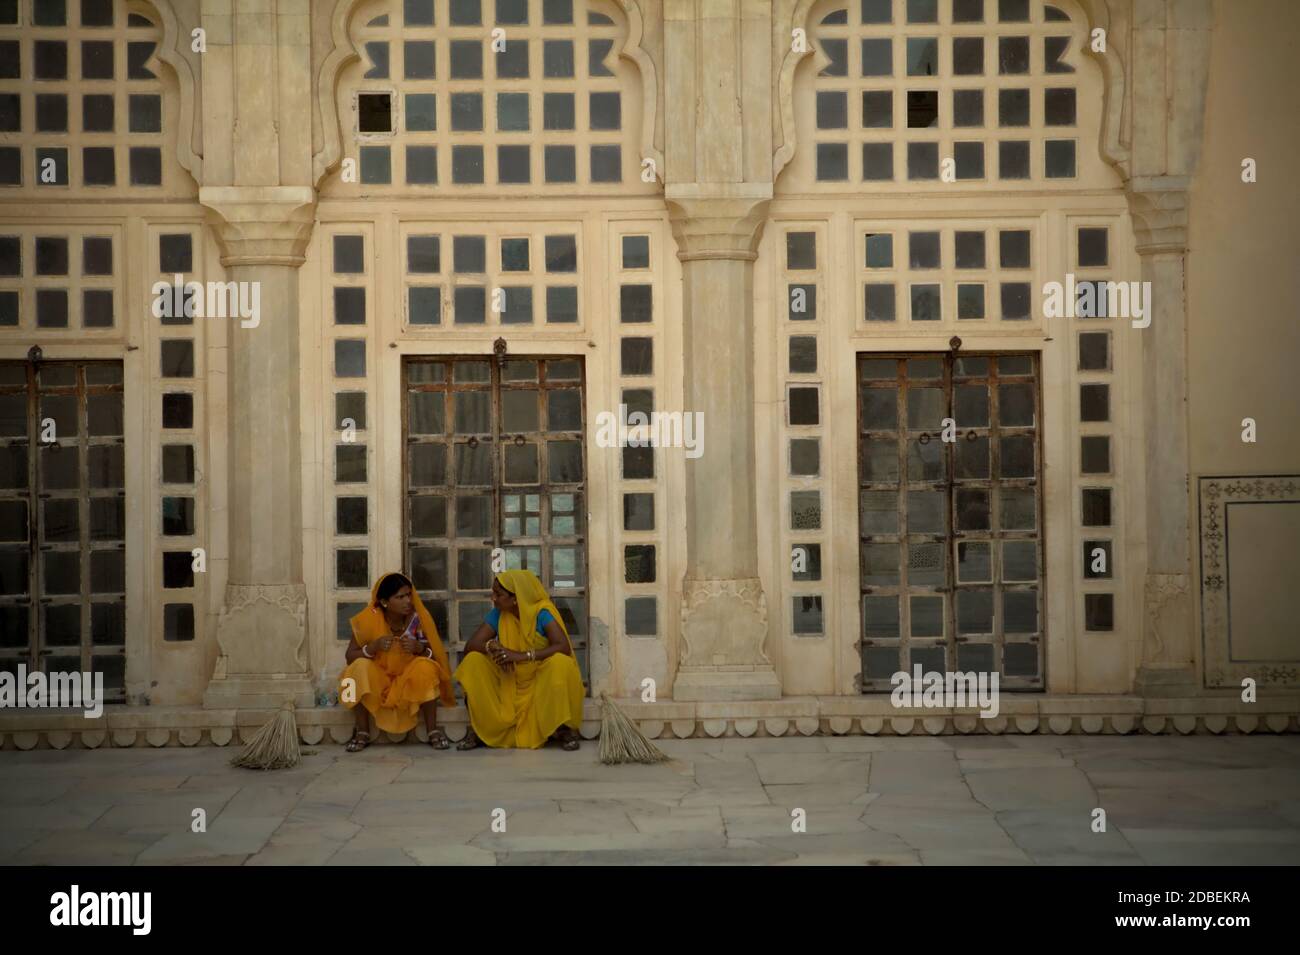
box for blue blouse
[484,607,556,637]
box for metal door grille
[402,354,589,692]
[0,359,126,702]
[857,352,1043,691]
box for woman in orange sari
[339,572,456,751]
[455,569,585,750]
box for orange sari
[338,573,455,734]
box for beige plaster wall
[1187,0,1300,477]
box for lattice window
[784,0,1099,191]
[328,0,654,195]
[0,0,180,195]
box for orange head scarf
[350,571,455,706]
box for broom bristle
[231,701,301,770]
[598,693,669,765]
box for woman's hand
[400,636,423,655]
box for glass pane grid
[857,352,1042,692]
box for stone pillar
[1129,177,1197,695]
[201,187,316,709]
[668,189,781,701]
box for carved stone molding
[131,0,204,185]
[199,186,317,267]
[666,189,773,260]
[1199,476,1300,688]
[1144,572,1191,660]
[213,582,309,675]
[1127,176,1192,255]
[677,576,772,670]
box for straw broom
[231,701,301,770]
[598,692,668,765]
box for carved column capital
[1126,176,1191,256]
[200,186,317,268]
[666,186,773,261]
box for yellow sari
[339,572,455,734]
[454,569,585,748]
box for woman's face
[490,579,518,615]
[384,584,414,617]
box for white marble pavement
[1,734,1298,866]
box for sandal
[427,728,450,750]
[345,730,371,753]
[457,729,481,751]
[557,727,580,751]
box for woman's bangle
[424,647,434,659]
[362,645,374,659]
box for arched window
[783,0,1105,191]
[325,0,655,195]
[0,0,184,195]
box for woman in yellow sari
[455,569,585,750]
[339,572,456,751]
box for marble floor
[2,733,1299,865]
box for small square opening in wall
[907,142,939,179]
[792,543,822,582]
[789,336,817,374]
[1078,331,1110,370]
[621,235,649,269]
[544,235,577,272]
[622,388,653,419]
[865,233,892,268]
[793,595,823,635]
[334,286,366,325]
[1081,435,1110,474]
[620,284,652,323]
[408,286,442,325]
[162,551,195,589]
[1084,540,1112,580]
[358,92,393,133]
[953,36,983,75]
[791,489,821,530]
[624,544,655,583]
[620,337,653,375]
[163,603,194,641]
[906,90,938,128]
[36,237,69,275]
[159,234,193,273]
[1080,383,1109,422]
[954,231,985,269]
[1081,487,1112,527]
[336,444,367,483]
[623,492,654,531]
[954,142,984,179]
[786,232,816,270]
[333,235,365,274]
[625,596,657,636]
[861,90,892,128]
[788,386,819,426]
[816,143,848,181]
[83,94,113,131]
[162,444,195,483]
[408,235,440,273]
[83,236,112,275]
[788,284,816,321]
[162,393,193,429]
[1077,227,1109,267]
[953,89,983,127]
[337,549,369,589]
[335,392,366,431]
[1084,592,1114,631]
[862,143,893,180]
[160,340,194,377]
[790,438,819,476]
[500,237,529,272]
[406,93,436,131]
[337,496,368,535]
[546,286,578,323]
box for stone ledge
[1,696,1296,748]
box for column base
[1134,666,1201,697]
[672,666,782,702]
[202,582,313,710]
[203,675,317,710]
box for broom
[598,692,668,765]
[231,701,301,770]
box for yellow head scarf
[494,568,571,654]
[350,571,455,706]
